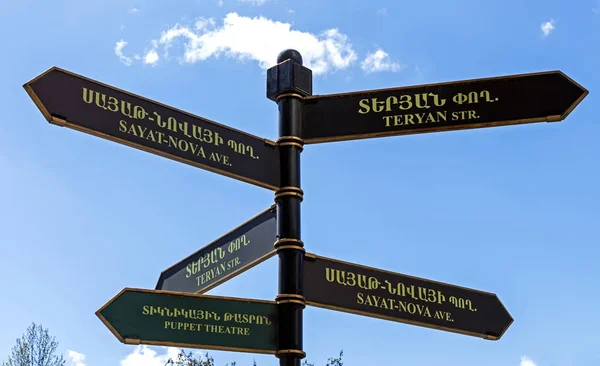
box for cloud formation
[65,350,86,366]
[115,40,133,66]
[114,13,399,75]
[121,346,184,366]
[520,356,537,366]
[361,49,401,73]
[540,19,555,37]
[136,13,357,74]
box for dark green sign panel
[156,205,277,294]
[24,67,280,190]
[303,253,513,340]
[302,71,588,144]
[96,288,278,354]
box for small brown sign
[303,253,513,340]
[302,71,588,144]
[24,67,280,190]
[156,205,277,294]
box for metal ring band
[276,299,307,307]
[274,191,304,201]
[275,186,304,195]
[276,136,304,145]
[274,238,304,248]
[275,93,304,102]
[278,141,304,151]
[275,245,305,253]
[275,349,306,358]
[276,294,306,301]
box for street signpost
[156,204,277,294]
[303,253,513,340]
[302,71,588,144]
[23,67,280,190]
[24,49,589,364]
[96,288,279,354]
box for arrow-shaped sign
[303,253,513,340]
[96,288,279,354]
[24,67,280,190]
[156,205,277,294]
[302,70,588,144]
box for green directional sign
[96,288,279,354]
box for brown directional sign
[302,70,588,144]
[156,205,277,294]
[303,253,513,340]
[24,67,280,190]
[96,288,278,354]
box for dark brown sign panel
[303,253,513,340]
[156,205,277,294]
[24,67,280,190]
[302,71,588,144]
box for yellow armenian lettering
[107,96,119,112]
[223,312,272,325]
[82,88,93,104]
[325,268,380,290]
[358,99,371,114]
[227,234,250,253]
[452,90,498,105]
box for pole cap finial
[277,49,303,65]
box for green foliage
[2,323,66,366]
[166,349,343,366]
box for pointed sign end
[23,66,69,124]
[555,71,589,120]
[23,66,63,88]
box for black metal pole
[267,50,313,366]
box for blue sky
[1,0,599,365]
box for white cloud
[144,49,160,65]
[114,40,133,66]
[134,12,357,75]
[520,356,537,366]
[121,346,185,366]
[129,8,139,14]
[361,48,401,73]
[65,350,86,366]
[377,8,388,16]
[540,19,555,37]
